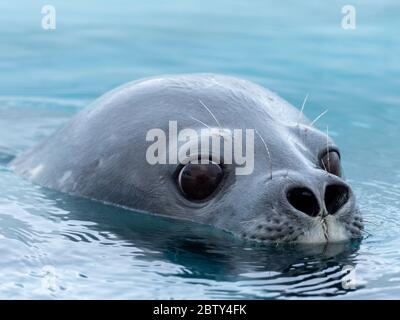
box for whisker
[198,99,222,128]
[326,127,331,171]
[290,138,316,161]
[361,218,380,226]
[310,109,328,126]
[195,101,234,161]
[297,93,309,124]
[291,137,327,171]
[255,129,273,180]
[360,229,372,237]
[320,156,327,171]
[190,116,211,129]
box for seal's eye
[319,150,342,177]
[178,161,223,200]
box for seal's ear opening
[286,187,320,217]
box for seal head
[11,74,363,243]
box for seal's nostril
[287,187,320,217]
[324,184,350,215]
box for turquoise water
[0,0,399,299]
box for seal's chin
[297,215,349,243]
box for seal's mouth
[297,215,349,243]
[242,207,363,244]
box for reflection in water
[45,188,361,299]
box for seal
[11,74,363,243]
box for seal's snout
[286,182,350,217]
[277,180,358,243]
